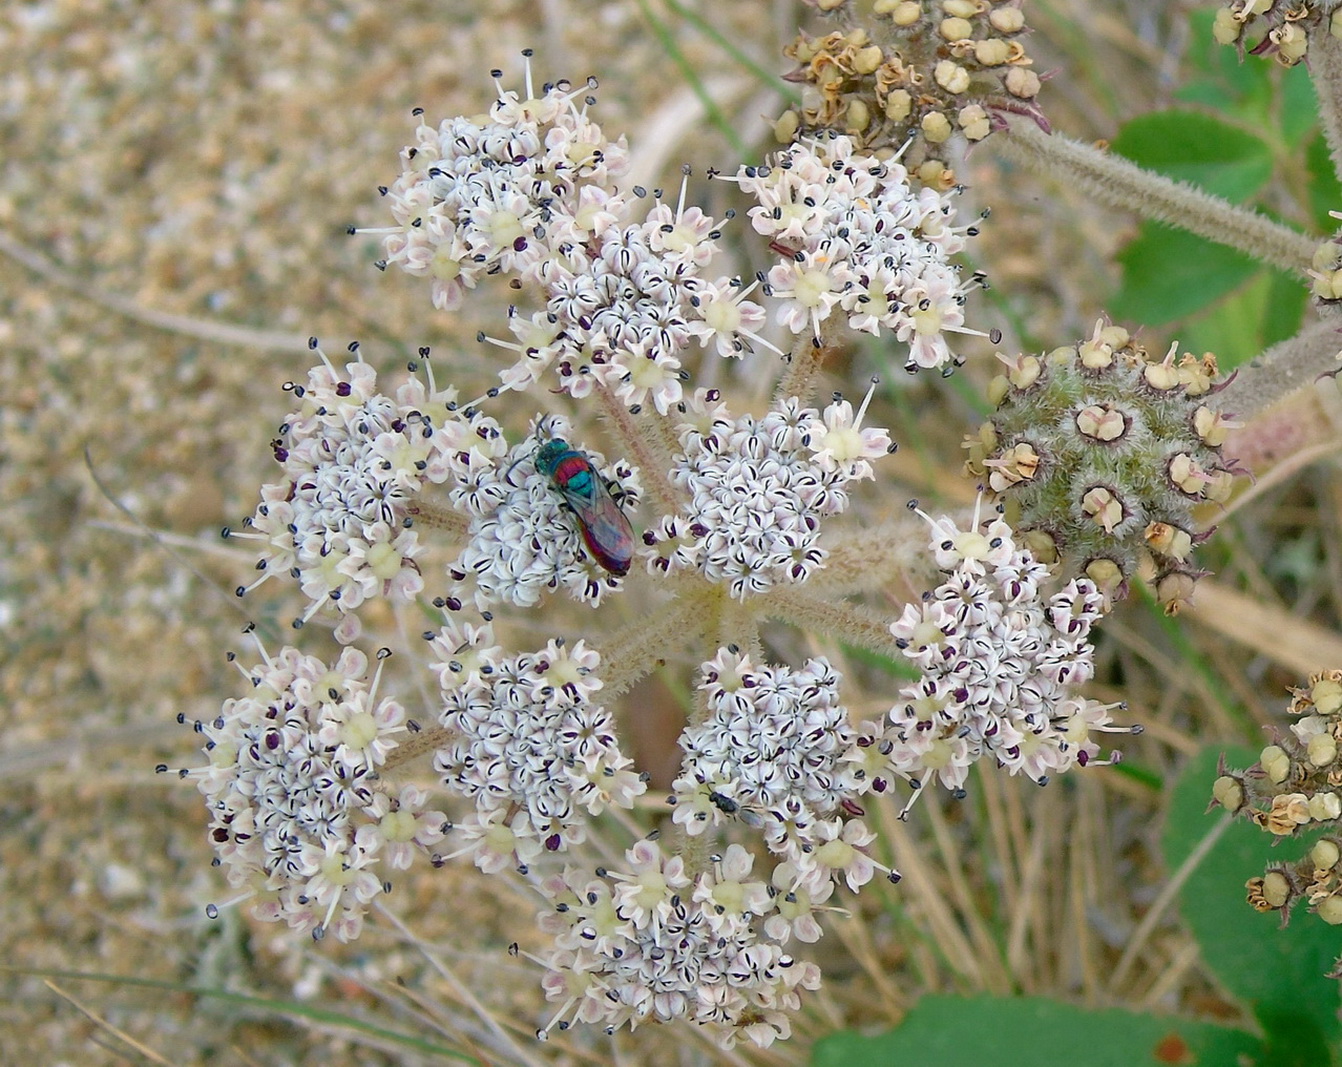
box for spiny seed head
[971,325,1235,611]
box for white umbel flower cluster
[447,416,640,608]
[195,642,445,942]
[229,345,504,623]
[429,620,646,869]
[375,62,777,407]
[736,132,976,370]
[648,390,891,598]
[534,840,821,1049]
[886,505,1115,792]
[672,649,890,896]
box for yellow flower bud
[1308,731,1338,769]
[988,7,1025,33]
[1260,744,1290,784]
[922,110,953,143]
[1309,792,1342,822]
[940,17,974,42]
[1005,67,1040,99]
[1263,870,1291,907]
[1315,678,1342,715]
[1313,839,1341,871]
[885,89,912,122]
[1213,775,1244,813]
[1212,7,1242,45]
[1318,895,1342,925]
[935,60,971,95]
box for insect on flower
[531,436,636,577]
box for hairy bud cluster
[965,320,1238,613]
[779,0,1043,188]
[1214,672,1342,958]
[1212,1,1342,67]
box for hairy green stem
[995,116,1318,275]
[1311,25,1342,213]
[1215,317,1342,423]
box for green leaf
[1111,111,1273,202]
[1176,10,1270,110]
[1178,268,1307,372]
[1111,223,1259,325]
[1307,131,1342,233]
[1164,746,1342,1059]
[1280,63,1319,150]
[811,996,1261,1067]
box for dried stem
[0,229,315,352]
[995,116,1318,275]
[382,724,454,771]
[806,515,937,597]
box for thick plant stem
[1215,318,1342,423]
[758,586,904,659]
[382,724,454,771]
[405,499,471,538]
[774,332,833,405]
[1311,25,1342,210]
[806,516,937,597]
[596,585,716,700]
[996,116,1318,275]
[592,380,682,516]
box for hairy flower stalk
[188,50,1158,1048]
[995,115,1318,276]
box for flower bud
[1260,744,1290,784]
[1313,839,1341,871]
[1004,67,1041,100]
[1212,774,1244,813]
[989,7,1025,33]
[1308,731,1338,769]
[1212,7,1242,44]
[940,17,974,42]
[922,110,953,143]
[1262,870,1291,908]
[1318,895,1342,925]
[975,39,1011,66]
[1314,677,1342,715]
[1310,792,1342,822]
[885,89,912,123]
[934,61,970,96]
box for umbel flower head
[190,51,1140,1053]
[732,132,983,371]
[428,618,646,866]
[883,501,1128,801]
[777,0,1045,187]
[965,319,1239,613]
[187,637,445,942]
[225,342,504,626]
